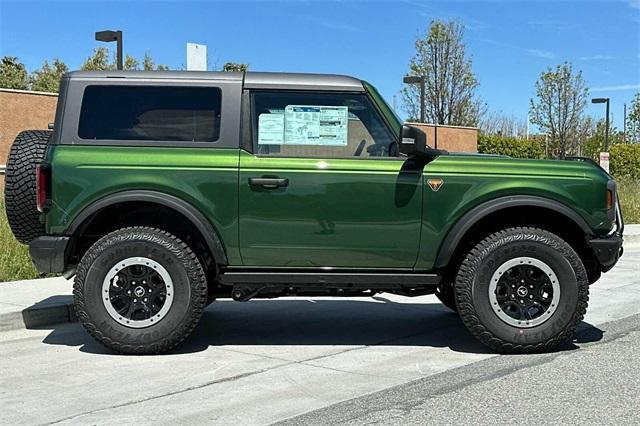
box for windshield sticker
[258,113,285,145]
[284,105,348,146]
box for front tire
[73,227,207,354]
[455,227,589,353]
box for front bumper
[29,236,70,274]
[588,234,623,272]
[588,192,624,273]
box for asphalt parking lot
[1,243,639,425]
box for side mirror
[399,125,427,157]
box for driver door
[238,90,423,268]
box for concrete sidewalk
[0,225,638,332]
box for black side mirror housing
[399,125,428,157]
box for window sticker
[258,113,285,145]
[284,105,348,146]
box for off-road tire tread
[455,226,589,354]
[73,226,208,355]
[4,130,51,244]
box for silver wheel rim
[488,256,560,328]
[102,257,174,328]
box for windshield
[362,81,402,138]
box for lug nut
[144,298,147,302]
[133,298,137,302]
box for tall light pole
[95,30,123,70]
[592,97,610,150]
[403,75,425,123]
[623,103,627,143]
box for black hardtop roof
[64,70,365,92]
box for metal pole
[623,103,627,143]
[116,30,123,70]
[419,77,425,123]
[605,99,610,151]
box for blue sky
[1,0,639,128]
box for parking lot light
[95,30,123,70]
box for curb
[625,224,640,244]
[0,301,75,332]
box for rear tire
[73,227,208,354]
[4,130,51,244]
[455,227,589,353]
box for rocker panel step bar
[218,272,441,287]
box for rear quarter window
[78,85,222,142]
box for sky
[1,0,639,129]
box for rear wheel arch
[65,190,228,269]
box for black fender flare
[433,195,592,269]
[65,190,228,266]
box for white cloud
[527,48,555,59]
[591,84,640,92]
[579,55,615,61]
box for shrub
[610,144,640,179]
[477,134,545,159]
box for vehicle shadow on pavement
[37,297,604,356]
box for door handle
[248,177,289,189]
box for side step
[218,271,441,287]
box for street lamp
[95,30,123,70]
[592,97,610,151]
[403,75,425,123]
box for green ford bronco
[4,71,624,354]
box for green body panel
[238,150,422,268]
[416,154,611,269]
[46,145,243,265]
[45,145,612,271]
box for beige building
[1,88,58,163]
[406,122,478,153]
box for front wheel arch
[434,196,595,274]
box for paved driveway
[1,244,638,425]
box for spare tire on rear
[4,130,52,244]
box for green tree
[143,52,169,71]
[584,119,624,159]
[222,62,248,72]
[626,92,640,143]
[80,47,114,71]
[529,62,588,159]
[123,55,139,71]
[81,48,168,71]
[0,56,29,89]
[30,58,69,93]
[402,19,483,126]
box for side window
[252,91,396,158]
[78,85,222,142]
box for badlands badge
[427,178,444,192]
